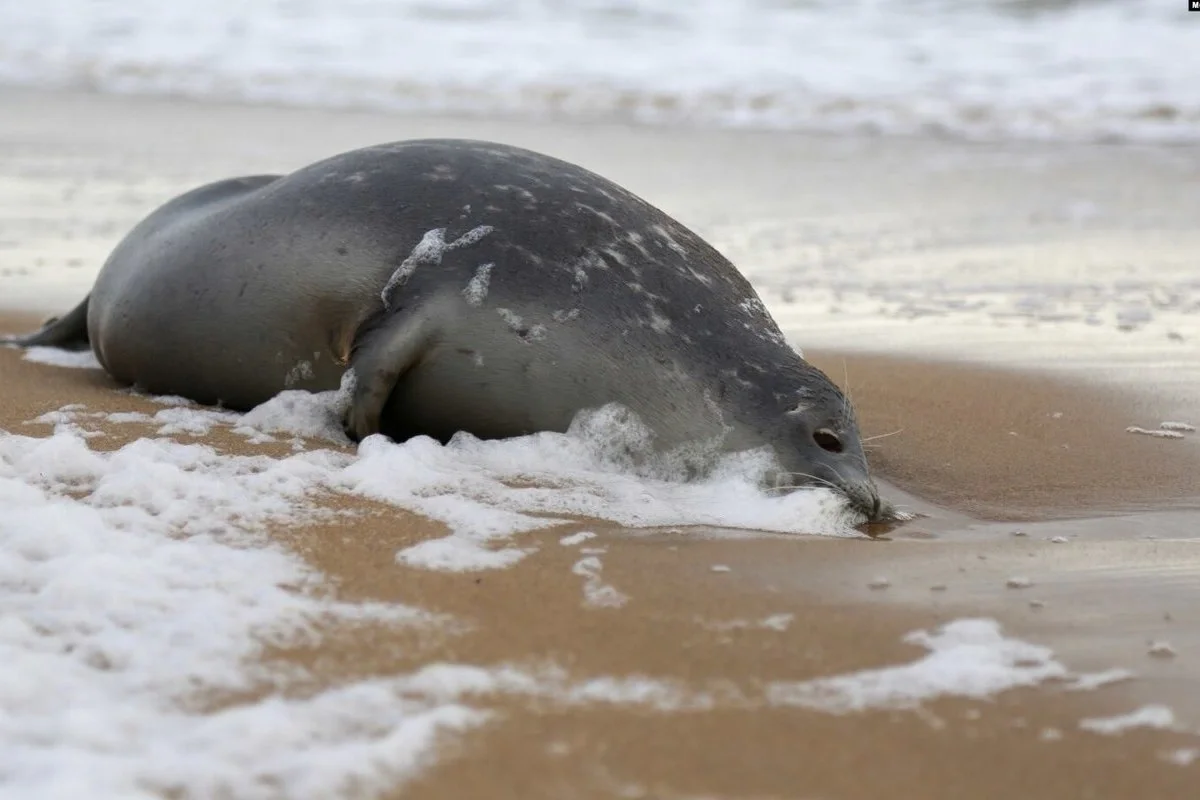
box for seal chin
[809,463,886,523]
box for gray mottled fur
[1,139,885,520]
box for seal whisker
[862,428,904,443]
[775,471,841,493]
[841,358,851,420]
[761,479,832,496]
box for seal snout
[809,462,885,523]
[841,477,885,523]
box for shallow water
[0,0,1197,142]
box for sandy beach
[3,88,1200,798]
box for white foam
[1162,748,1199,767]
[559,531,597,547]
[449,617,1138,716]
[765,619,1067,713]
[28,408,107,438]
[236,380,354,444]
[0,386,964,792]
[571,555,629,609]
[702,613,794,633]
[1127,426,1185,440]
[21,346,101,369]
[150,405,241,437]
[1080,705,1178,736]
[462,263,494,307]
[145,394,194,407]
[382,226,494,309]
[1148,640,1178,659]
[0,0,1195,143]
[0,415,1157,800]
[331,404,864,571]
[381,228,447,307]
[39,375,356,446]
[760,614,793,632]
[105,411,153,424]
[1064,669,1135,692]
[394,513,536,572]
[0,428,481,798]
[497,308,525,333]
[399,662,717,713]
[31,391,864,578]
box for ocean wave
[0,0,1197,143]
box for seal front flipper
[344,313,436,442]
[0,295,91,351]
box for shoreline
[9,304,1196,522]
[3,87,1200,798]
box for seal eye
[813,429,843,454]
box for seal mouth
[769,466,889,524]
[868,495,884,521]
[844,481,887,524]
[800,463,888,524]
[864,494,905,526]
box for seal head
[772,367,883,521]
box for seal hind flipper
[0,295,91,351]
[344,313,436,441]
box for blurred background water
[0,0,1196,143]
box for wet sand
[804,351,1200,521]
[5,309,1200,799]
[3,89,1200,798]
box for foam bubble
[1080,705,1178,736]
[322,400,864,571]
[765,619,1068,713]
[462,263,494,307]
[21,346,102,369]
[382,226,494,308]
[571,555,629,609]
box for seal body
[4,139,885,521]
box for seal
[2,138,888,522]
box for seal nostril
[813,429,843,454]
